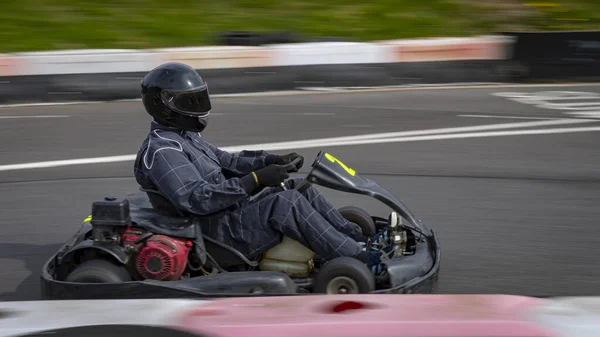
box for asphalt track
[1,84,600,300]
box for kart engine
[122,229,192,281]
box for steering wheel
[282,156,303,173]
[279,156,304,190]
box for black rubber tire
[65,259,132,283]
[338,206,377,236]
[312,257,376,294]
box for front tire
[338,206,376,236]
[65,259,132,283]
[312,257,375,294]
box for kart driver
[134,62,388,274]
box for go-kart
[40,151,440,300]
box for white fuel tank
[259,236,315,277]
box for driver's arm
[208,144,272,175]
[145,148,258,216]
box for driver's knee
[276,188,304,205]
[283,177,303,189]
[278,188,302,198]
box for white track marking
[494,91,600,101]
[0,101,111,109]
[298,82,600,92]
[223,126,600,152]
[457,114,556,120]
[0,155,137,172]
[0,118,597,172]
[0,115,69,119]
[2,83,600,109]
[224,118,594,148]
[493,91,600,119]
[566,111,600,118]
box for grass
[0,0,599,53]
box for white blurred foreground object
[0,295,600,337]
[0,299,204,337]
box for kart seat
[127,190,197,239]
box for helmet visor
[161,85,211,117]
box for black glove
[266,153,304,172]
[253,165,290,187]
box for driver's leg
[241,188,365,262]
[284,178,367,241]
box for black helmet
[141,62,212,132]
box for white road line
[2,83,600,109]
[493,90,600,121]
[457,114,556,120]
[0,118,598,172]
[48,91,82,95]
[539,104,600,111]
[300,82,600,92]
[224,126,600,152]
[493,91,600,100]
[0,101,109,109]
[383,126,600,144]
[566,111,600,118]
[224,101,473,113]
[544,102,600,107]
[0,115,70,119]
[302,112,335,116]
[239,118,595,148]
[294,81,325,84]
[243,71,277,74]
[0,155,137,172]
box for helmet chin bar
[197,111,211,122]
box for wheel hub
[326,276,359,294]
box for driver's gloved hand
[252,165,290,187]
[266,152,304,171]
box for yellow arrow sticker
[324,152,356,176]
[83,215,92,223]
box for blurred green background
[1,0,599,53]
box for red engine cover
[122,229,192,281]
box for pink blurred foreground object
[173,294,557,337]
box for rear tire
[65,259,132,283]
[313,257,375,294]
[338,206,376,236]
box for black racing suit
[134,121,364,260]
